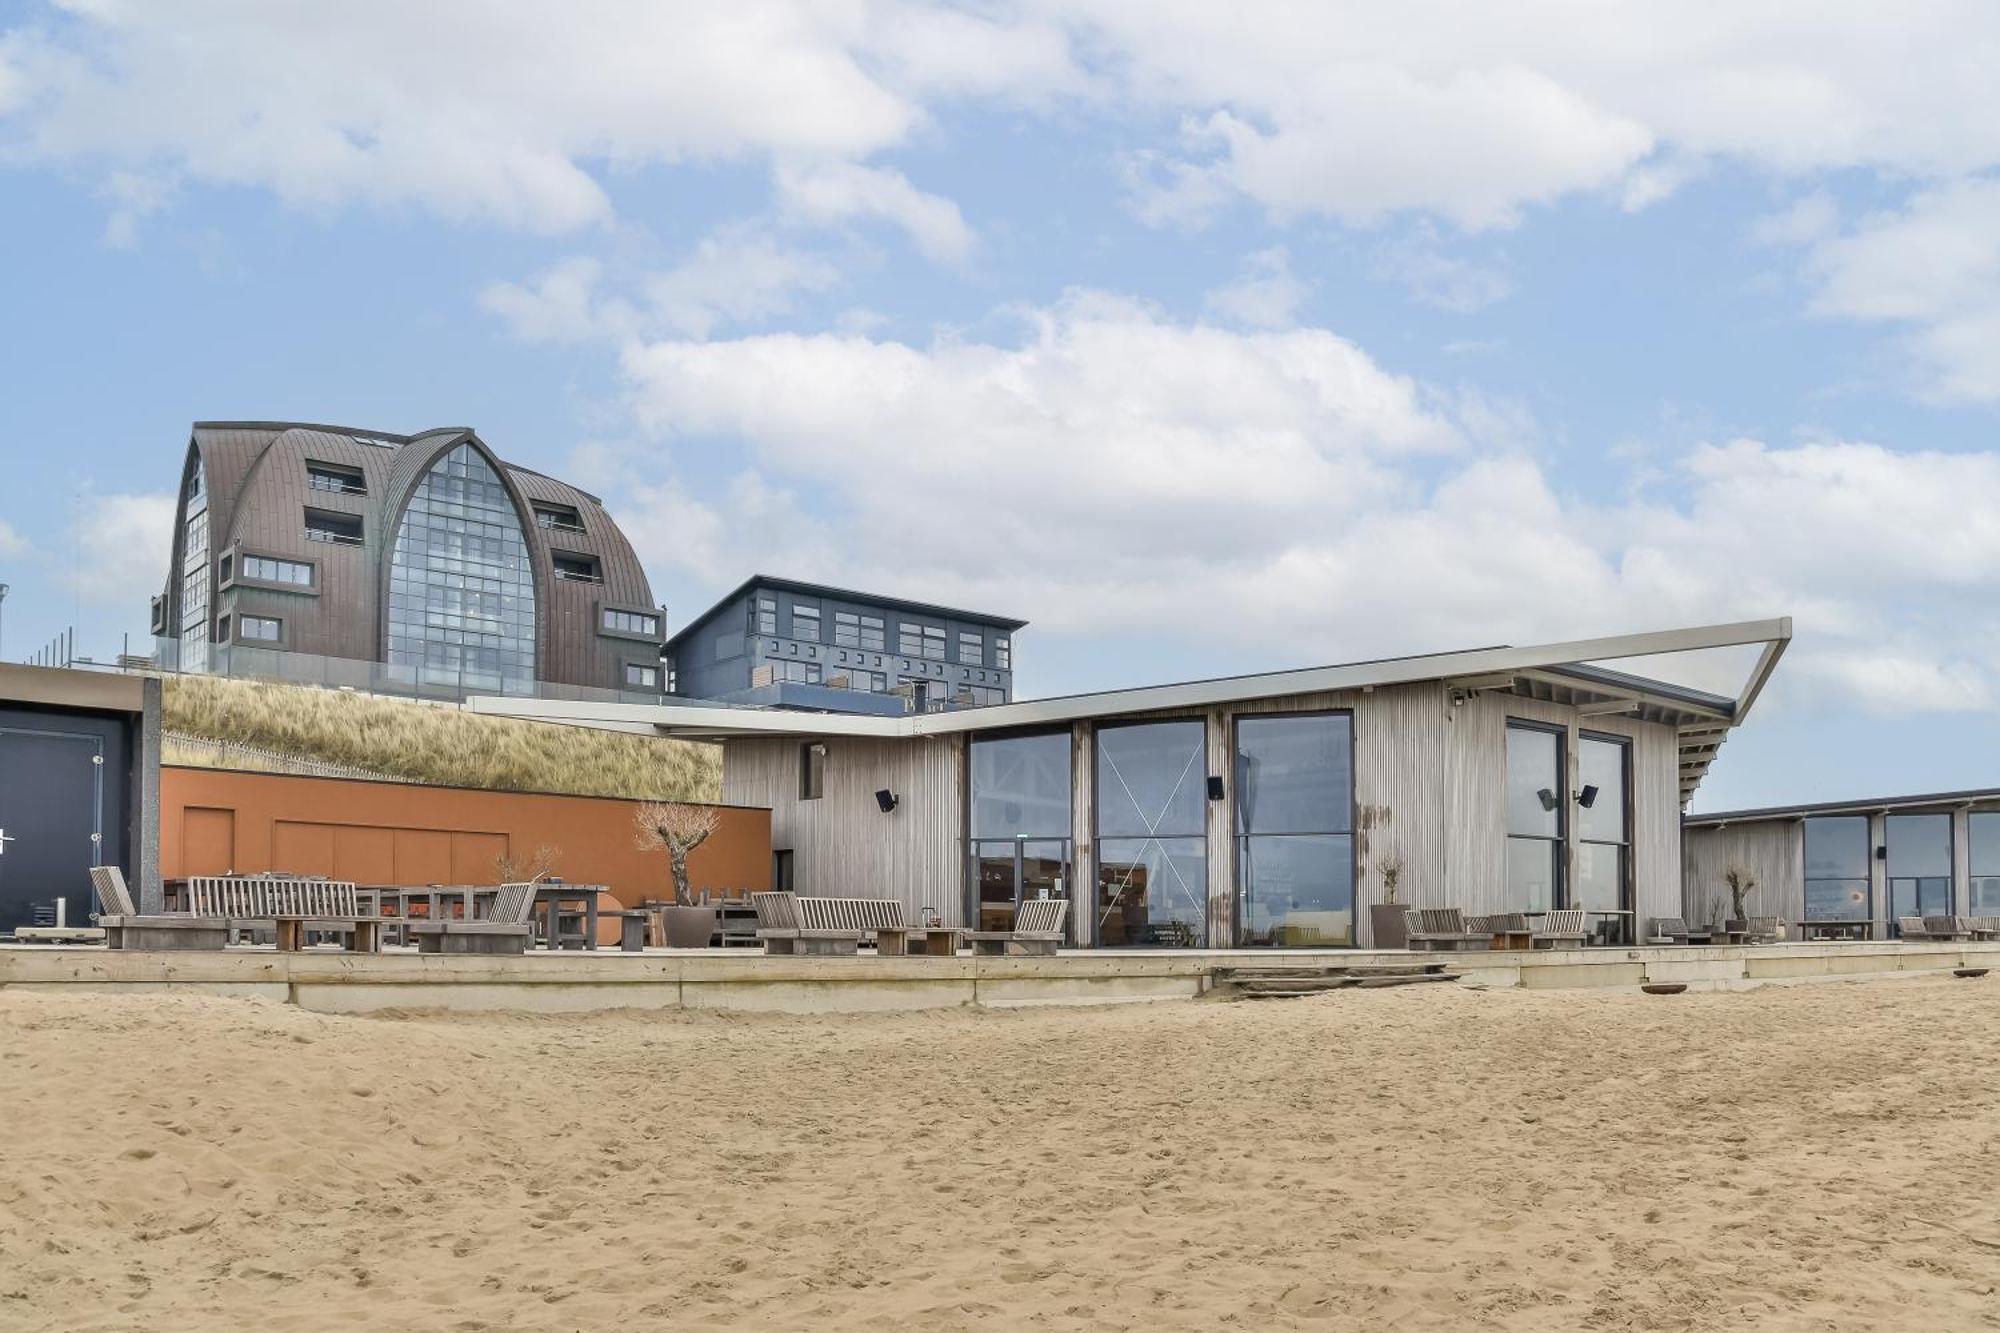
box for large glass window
[1504,722,1563,911]
[385,443,537,695]
[1886,813,1952,928]
[1970,812,2000,916]
[1097,719,1207,947]
[1574,733,1631,943]
[968,732,1072,933]
[792,605,820,641]
[1234,713,1353,947]
[1803,815,1871,922]
[178,463,209,674]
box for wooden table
[1800,919,1874,941]
[535,884,603,950]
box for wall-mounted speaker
[1206,775,1226,802]
[875,789,899,813]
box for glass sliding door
[1971,812,2000,917]
[1504,722,1564,912]
[1096,719,1208,947]
[1574,733,1631,944]
[967,731,1072,932]
[1886,813,1952,931]
[1235,713,1354,947]
[1803,815,1871,925]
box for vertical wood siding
[1681,821,1802,926]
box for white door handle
[0,829,13,855]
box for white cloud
[592,295,2000,718]
[772,160,975,264]
[0,518,27,557]
[1203,247,1306,328]
[1797,178,2000,401]
[94,169,174,248]
[1370,232,1511,312]
[481,257,627,345]
[69,492,174,606]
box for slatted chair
[1646,916,1692,945]
[1897,915,1939,941]
[1970,917,2000,942]
[410,881,540,954]
[1921,915,1972,942]
[752,891,863,956]
[1530,909,1590,949]
[1744,914,1783,944]
[1401,908,1488,951]
[89,866,228,951]
[186,875,383,951]
[967,897,1068,956]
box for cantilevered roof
[474,617,1791,805]
[1686,785,2000,827]
[663,574,1029,653]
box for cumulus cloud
[772,161,975,263]
[68,492,174,606]
[1203,248,1307,328]
[582,294,2000,717]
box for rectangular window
[624,662,659,688]
[1504,722,1563,912]
[969,731,1073,934]
[1096,719,1208,947]
[1804,815,1871,922]
[306,461,367,495]
[834,611,861,647]
[995,637,1011,670]
[859,615,885,651]
[755,597,777,635]
[958,631,983,665]
[1235,713,1354,948]
[532,502,585,534]
[800,743,825,801]
[923,626,947,660]
[241,555,314,586]
[898,623,925,656]
[1886,813,1952,929]
[303,508,364,545]
[602,608,660,637]
[770,660,821,684]
[1574,733,1631,944]
[1970,812,2000,916]
[215,614,232,642]
[217,552,234,583]
[239,614,281,642]
[792,604,821,641]
[551,553,601,583]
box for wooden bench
[1531,909,1590,949]
[1402,908,1488,951]
[1897,915,1941,941]
[90,866,229,951]
[1971,917,2000,942]
[753,891,863,956]
[1646,915,1692,945]
[967,898,1068,956]
[1922,915,1972,942]
[187,875,385,952]
[410,881,539,954]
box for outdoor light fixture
[1536,787,1558,812]
[1206,775,1226,802]
[1578,784,1600,809]
[875,789,899,813]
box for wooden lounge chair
[410,881,539,955]
[1921,915,1972,942]
[1745,915,1782,944]
[186,875,384,951]
[1646,916,1691,945]
[967,898,1068,956]
[753,891,863,956]
[89,866,228,951]
[1897,915,1938,941]
[1971,917,2000,942]
[1402,907,1488,951]
[1531,909,1590,949]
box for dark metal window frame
[1576,729,1634,941]
[1504,717,1568,910]
[305,460,368,496]
[302,506,365,546]
[1802,813,1873,923]
[1230,708,1358,949]
[800,742,826,801]
[1885,810,1955,928]
[1093,714,1211,948]
[962,725,1075,936]
[231,550,318,594]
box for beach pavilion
[474,618,1792,950]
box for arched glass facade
[386,444,537,695]
[178,456,210,674]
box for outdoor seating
[1647,916,1692,945]
[186,875,384,951]
[1745,915,1783,944]
[1921,915,1972,942]
[89,866,229,951]
[410,881,539,955]
[1971,917,2000,942]
[1897,915,1941,941]
[1530,909,1590,949]
[967,897,1068,956]
[753,891,863,956]
[1402,907,1488,951]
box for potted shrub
[634,802,724,947]
[1723,865,1757,935]
[1367,855,1410,950]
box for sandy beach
[2,976,1997,1331]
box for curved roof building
[151,422,664,698]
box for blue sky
[4,2,2000,811]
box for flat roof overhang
[472,616,1792,806]
[1686,785,2000,827]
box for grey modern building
[663,575,1025,717]
[150,422,666,700]
[1684,788,2000,939]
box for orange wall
[161,768,771,914]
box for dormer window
[304,508,364,545]
[533,502,585,534]
[552,552,601,584]
[306,461,367,495]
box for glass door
[1504,722,1564,912]
[1574,733,1631,944]
[1886,813,1952,931]
[967,730,1073,932]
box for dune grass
[162,674,720,801]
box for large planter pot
[1369,903,1412,951]
[659,904,718,949]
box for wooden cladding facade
[161,423,662,692]
[722,679,1685,945]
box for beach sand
[2,976,1997,1331]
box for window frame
[1230,709,1357,948]
[800,742,826,801]
[1503,718,1567,913]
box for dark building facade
[151,422,665,698]
[663,575,1024,716]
